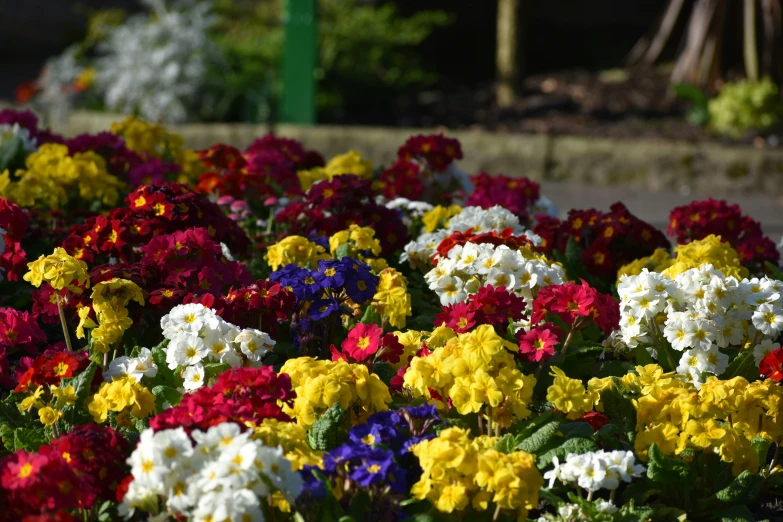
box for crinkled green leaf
[515,419,561,454]
[536,437,597,469]
[151,385,183,410]
[307,403,348,451]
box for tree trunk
[496,0,521,108]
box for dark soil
[385,68,783,148]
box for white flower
[754,339,781,365]
[162,303,217,338]
[752,303,783,336]
[167,332,208,369]
[235,329,275,362]
[183,363,205,391]
[435,275,467,306]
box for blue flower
[307,297,341,320]
[315,258,348,288]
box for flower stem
[559,328,575,357]
[609,488,616,504]
[56,295,73,352]
[492,504,501,521]
[768,442,780,475]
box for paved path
[541,182,783,242]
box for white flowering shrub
[96,0,219,123]
[122,423,302,520]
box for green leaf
[559,422,594,440]
[495,433,517,453]
[203,362,231,383]
[593,423,627,450]
[0,426,48,452]
[307,403,349,451]
[0,396,35,429]
[150,341,183,388]
[371,360,395,387]
[764,261,783,281]
[334,244,352,260]
[714,471,763,505]
[564,236,588,281]
[647,443,691,485]
[151,385,183,410]
[515,419,561,454]
[536,437,597,469]
[60,362,99,427]
[718,504,756,522]
[360,305,382,326]
[600,388,637,440]
[0,135,26,172]
[720,349,759,381]
[634,344,656,366]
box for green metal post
[281,0,317,124]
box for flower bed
[1,108,783,522]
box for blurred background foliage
[204,0,450,123]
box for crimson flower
[342,323,383,362]
[517,325,560,362]
[760,348,783,381]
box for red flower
[760,348,783,381]
[1,452,47,490]
[517,325,560,362]
[580,411,611,431]
[41,353,80,380]
[436,303,476,334]
[342,323,383,362]
[377,333,405,365]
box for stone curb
[9,106,783,196]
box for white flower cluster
[33,45,83,123]
[105,347,158,383]
[96,0,219,123]
[383,197,434,228]
[425,242,564,305]
[536,501,618,522]
[543,450,645,493]
[529,195,559,221]
[122,423,302,521]
[161,303,275,391]
[0,123,38,153]
[447,205,534,236]
[617,265,783,385]
[401,205,541,272]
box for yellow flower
[91,278,145,313]
[324,150,373,180]
[617,248,674,280]
[373,268,411,328]
[18,386,45,412]
[663,234,749,279]
[265,235,329,271]
[422,205,462,233]
[111,116,184,163]
[297,167,329,191]
[76,305,97,339]
[51,385,78,408]
[546,367,594,419]
[38,407,62,426]
[24,247,90,293]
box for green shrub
[707,78,783,138]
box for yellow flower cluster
[18,384,77,426]
[617,248,674,279]
[662,235,749,279]
[392,330,425,370]
[87,376,156,425]
[611,364,782,476]
[111,116,184,162]
[252,418,323,471]
[373,268,412,329]
[265,235,330,271]
[279,357,392,429]
[0,144,125,209]
[297,150,373,191]
[24,247,90,294]
[77,278,145,354]
[110,116,203,184]
[422,205,463,233]
[329,225,386,271]
[546,367,598,420]
[410,427,542,517]
[403,325,536,427]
